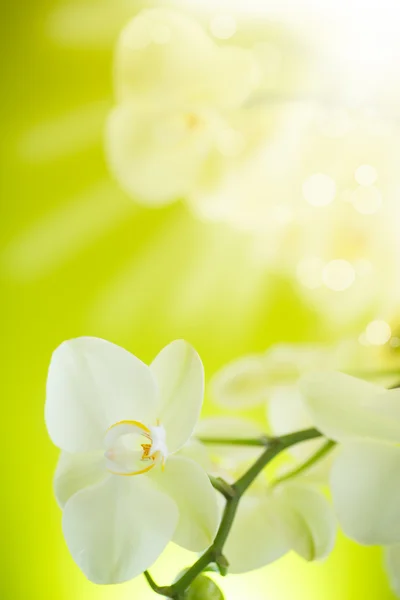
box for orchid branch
[197,435,271,447]
[144,427,323,598]
[269,439,336,488]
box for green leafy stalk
[144,427,323,598]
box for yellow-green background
[0,1,395,598]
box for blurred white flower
[210,342,350,410]
[45,337,219,584]
[106,8,263,206]
[211,340,400,410]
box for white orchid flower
[45,337,219,584]
[106,8,261,206]
[300,371,400,595]
[194,414,336,573]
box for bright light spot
[151,24,171,45]
[322,259,355,291]
[302,174,336,207]
[210,14,237,39]
[297,257,324,289]
[355,164,377,186]
[351,186,382,214]
[365,320,392,345]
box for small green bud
[183,575,225,600]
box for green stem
[144,427,322,598]
[269,439,336,488]
[198,435,271,447]
[234,428,321,494]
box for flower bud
[183,575,224,600]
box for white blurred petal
[62,474,178,584]
[210,354,270,409]
[106,103,215,206]
[150,455,219,552]
[115,9,216,106]
[268,386,312,435]
[330,441,400,545]
[116,8,257,109]
[150,340,204,453]
[268,385,322,460]
[300,371,400,443]
[45,337,159,453]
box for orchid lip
[105,419,168,476]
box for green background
[0,1,395,598]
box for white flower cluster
[211,342,400,596]
[46,337,400,597]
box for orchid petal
[150,455,219,552]
[54,451,106,508]
[62,474,178,584]
[277,484,336,561]
[300,371,400,443]
[45,337,159,453]
[330,441,400,545]
[210,355,270,409]
[224,494,291,573]
[150,340,204,453]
